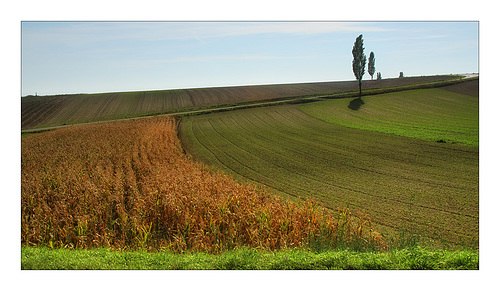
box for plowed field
[180,85,479,248]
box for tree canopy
[352,34,366,96]
[368,52,375,80]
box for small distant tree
[399,72,404,78]
[377,72,382,80]
[352,34,367,96]
[368,52,375,80]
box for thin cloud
[22,21,393,46]
[121,54,315,68]
[184,22,393,38]
[368,34,448,42]
[161,54,314,62]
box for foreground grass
[21,246,478,270]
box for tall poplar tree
[368,52,375,80]
[352,34,366,96]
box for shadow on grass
[348,97,365,110]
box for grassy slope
[299,88,479,146]
[21,246,478,270]
[179,88,479,248]
[21,75,458,129]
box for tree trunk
[358,79,362,96]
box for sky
[21,21,478,96]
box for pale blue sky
[21,21,478,96]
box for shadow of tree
[348,97,365,110]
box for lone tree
[352,34,366,96]
[368,51,375,80]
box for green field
[300,86,478,146]
[179,84,479,249]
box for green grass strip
[21,246,478,270]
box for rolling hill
[179,81,479,248]
[22,75,458,129]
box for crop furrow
[213,114,471,227]
[221,114,478,220]
[204,118,315,198]
[244,108,475,194]
[191,117,295,194]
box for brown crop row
[21,116,384,252]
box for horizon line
[21,73,477,97]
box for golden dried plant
[21,116,384,252]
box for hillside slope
[299,84,479,146]
[179,84,479,248]
[21,75,457,129]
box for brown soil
[440,79,479,98]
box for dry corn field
[21,116,383,252]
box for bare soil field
[440,79,479,98]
